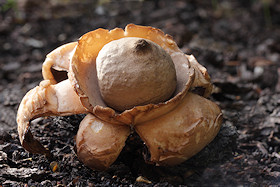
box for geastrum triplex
[17,24,222,170]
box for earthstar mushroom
[17,24,222,171]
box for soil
[1,0,280,186]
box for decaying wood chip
[136,176,152,184]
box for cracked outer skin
[135,92,223,166]
[42,42,77,84]
[76,114,130,171]
[17,80,87,157]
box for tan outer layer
[76,114,130,170]
[42,42,77,84]
[135,92,223,165]
[17,79,86,156]
[187,54,212,97]
[70,24,210,125]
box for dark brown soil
[1,0,280,186]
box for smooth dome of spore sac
[96,37,177,111]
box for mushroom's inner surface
[96,37,177,112]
